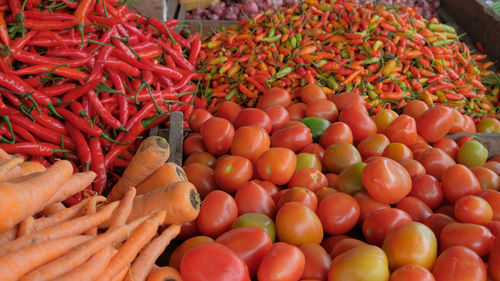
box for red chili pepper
[24,19,77,30]
[24,10,76,21]
[12,124,36,142]
[57,107,102,137]
[11,49,92,68]
[87,89,124,130]
[66,122,91,171]
[0,11,9,46]
[31,110,67,135]
[0,142,71,157]
[87,137,107,194]
[61,78,101,103]
[46,49,90,59]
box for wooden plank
[166,0,180,20]
[446,133,500,159]
[167,111,184,165]
[128,0,167,21]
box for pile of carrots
[0,136,201,281]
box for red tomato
[441,164,481,203]
[183,163,217,199]
[461,114,477,133]
[416,104,455,143]
[178,221,199,240]
[183,133,207,156]
[454,195,493,224]
[201,117,235,155]
[396,196,433,222]
[277,187,319,212]
[296,152,322,171]
[323,142,362,174]
[325,173,339,188]
[317,192,360,235]
[409,174,443,210]
[402,100,429,120]
[184,151,217,169]
[328,245,389,281]
[197,190,238,238]
[287,102,306,121]
[188,109,213,132]
[432,138,459,160]
[384,114,417,147]
[440,222,495,257]
[357,134,390,159]
[399,159,426,179]
[304,99,339,122]
[235,181,276,218]
[449,109,466,134]
[256,147,297,185]
[214,155,253,194]
[321,235,350,254]
[299,243,332,281]
[257,242,305,281]
[362,207,412,245]
[257,87,292,109]
[169,235,214,270]
[471,167,499,190]
[418,148,456,181]
[275,202,323,246]
[338,103,377,143]
[263,105,290,133]
[330,91,366,112]
[216,226,272,276]
[330,238,367,258]
[373,109,399,133]
[390,264,436,281]
[362,157,412,204]
[180,242,250,281]
[423,213,456,239]
[288,168,327,192]
[488,237,500,281]
[315,187,337,202]
[432,246,486,281]
[231,126,270,163]
[215,100,242,123]
[435,205,455,218]
[233,108,272,133]
[353,191,390,224]
[271,121,313,152]
[474,189,500,221]
[252,179,280,203]
[300,83,326,104]
[319,122,353,148]
[382,142,413,163]
[300,143,325,166]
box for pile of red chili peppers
[0,0,204,203]
[197,0,499,118]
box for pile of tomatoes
[174,84,500,281]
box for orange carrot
[112,267,129,281]
[125,224,181,281]
[46,171,97,207]
[108,187,137,229]
[0,156,24,182]
[84,196,101,236]
[0,148,10,160]
[0,235,92,281]
[95,211,166,281]
[0,228,17,245]
[20,212,163,281]
[17,216,35,237]
[38,202,66,217]
[126,181,200,225]
[2,200,119,254]
[146,266,183,281]
[108,136,170,201]
[0,160,73,232]
[18,161,47,175]
[136,162,187,195]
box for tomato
[357,134,390,159]
[315,187,337,201]
[417,148,456,181]
[431,246,486,281]
[317,192,360,235]
[362,157,412,204]
[257,242,305,281]
[325,173,338,188]
[301,116,331,142]
[300,83,326,104]
[215,100,242,123]
[271,121,313,152]
[319,122,354,150]
[178,221,199,240]
[277,187,319,212]
[433,138,459,160]
[233,108,272,133]
[353,191,390,224]
[474,189,500,221]
[362,207,412,246]
[300,143,325,166]
[330,238,367,258]
[403,100,429,120]
[300,243,332,281]
[384,114,417,147]
[338,103,377,143]
[484,160,500,175]
[462,114,477,133]
[471,167,499,190]
[214,155,253,194]
[335,162,366,195]
[441,164,481,203]
[257,87,292,109]
[256,147,297,185]
[263,105,290,133]
[416,104,455,143]
[488,237,500,281]
[253,180,280,203]
[382,222,438,270]
[457,140,488,168]
[183,133,207,155]
[235,181,276,218]
[409,174,443,210]
[476,117,500,133]
[321,235,350,254]
[328,245,390,281]
[288,168,327,192]
[396,196,433,222]
[232,213,276,243]
[183,163,217,199]
[216,226,272,276]
[330,91,366,112]
[287,102,307,121]
[399,159,426,178]
[201,117,235,155]
[373,108,399,133]
[180,242,250,281]
[188,109,213,132]
[184,151,217,169]
[275,202,323,246]
[435,205,455,218]
[390,264,436,281]
[323,142,362,174]
[448,109,465,134]
[440,222,495,257]
[423,213,456,239]
[196,190,238,238]
[304,99,339,122]
[382,142,413,163]
[169,235,214,270]
[454,195,493,224]
[295,152,322,171]
[231,125,270,163]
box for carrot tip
[190,189,201,211]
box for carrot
[112,267,129,281]
[136,162,187,195]
[17,216,35,237]
[19,212,163,281]
[0,148,10,160]
[0,228,17,245]
[1,200,119,254]
[18,161,47,175]
[95,211,167,281]
[0,160,73,232]
[146,266,183,281]
[108,136,170,201]
[38,202,66,217]
[0,235,92,281]
[49,245,114,281]
[46,171,97,206]
[124,224,181,281]
[126,181,200,225]
[84,196,101,236]
[108,186,137,229]
[0,156,24,182]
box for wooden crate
[128,0,179,20]
[175,3,238,36]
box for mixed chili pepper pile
[196,0,499,118]
[0,0,204,203]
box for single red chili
[152,38,194,72]
[0,142,72,156]
[62,78,101,103]
[10,49,92,68]
[89,137,107,194]
[11,124,36,142]
[107,67,129,125]
[66,122,91,171]
[102,58,141,77]
[87,90,125,131]
[31,109,67,135]
[23,19,77,30]
[147,62,183,81]
[24,10,76,21]
[46,49,90,59]
[0,11,9,46]
[56,107,102,137]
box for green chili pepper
[429,23,456,33]
[290,36,297,48]
[368,23,378,32]
[433,39,454,47]
[326,77,339,90]
[268,27,275,38]
[362,57,380,65]
[366,82,375,90]
[261,34,282,43]
[341,49,349,58]
[207,41,220,49]
[368,90,378,100]
[275,66,293,79]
